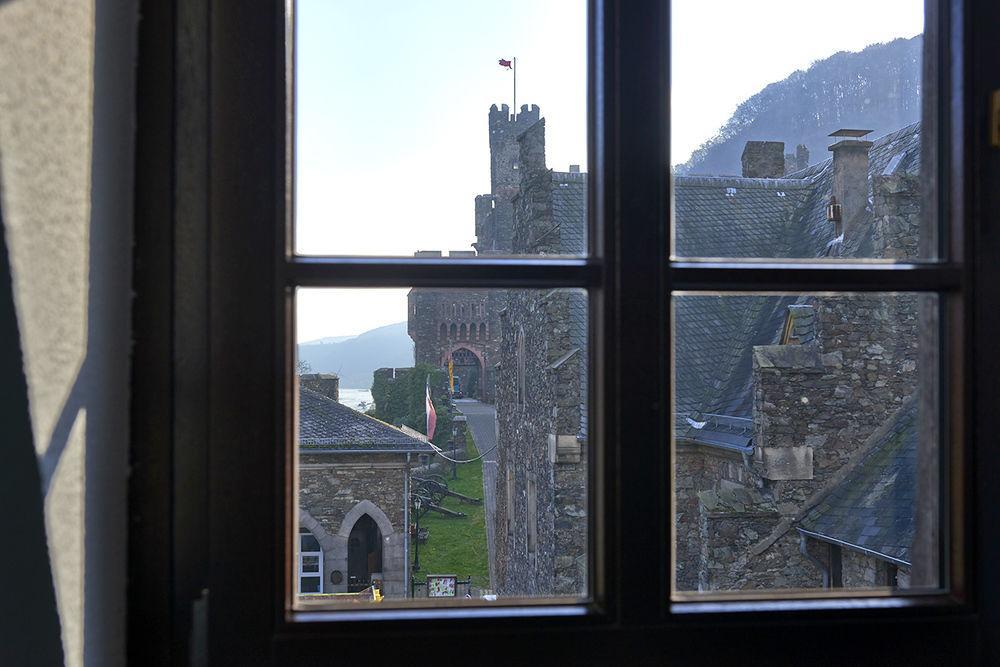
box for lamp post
[413,496,422,572]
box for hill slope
[297,321,413,389]
[677,36,922,176]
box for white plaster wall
[0,1,135,664]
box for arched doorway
[450,347,483,399]
[347,514,383,592]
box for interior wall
[0,1,136,664]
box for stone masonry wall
[494,288,586,597]
[675,445,745,591]
[299,453,410,597]
[407,287,501,401]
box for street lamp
[413,496,422,573]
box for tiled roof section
[674,295,792,441]
[799,398,918,565]
[674,177,815,258]
[552,171,587,255]
[299,388,433,452]
[674,122,921,260]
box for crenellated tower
[474,104,542,254]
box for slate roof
[299,388,433,452]
[674,122,920,261]
[673,123,921,447]
[552,171,587,256]
[798,399,918,565]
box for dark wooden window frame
[129,0,1000,663]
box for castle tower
[474,104,542,254]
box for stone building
[297,386,432,598]
[407,281,502,401]
[490,114,589,597]
[673,123,931,592]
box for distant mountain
[301,334,356,345]
[297,321,413,389]
[677,36,922,176]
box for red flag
[498,58,513,69]
[425,376,437,440]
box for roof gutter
[797,526,911,568]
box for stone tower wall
[407,287,501,402]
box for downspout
[798,529,830,589]
[404,453,410,597]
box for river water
[338,387,374,412]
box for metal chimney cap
[829,128,874,138]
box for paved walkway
[454,399,497,590]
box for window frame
[127,0,1000,663]
[297,528,323,594]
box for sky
[295,0,923,343]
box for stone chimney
[828,129,873,241]
[741,141,785,178]
[300,373,339,402]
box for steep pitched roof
[552,171,587,256]
[299,388,433,452]
[798,399,918,565]
[673,124,921,447]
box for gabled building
[297,383,432,598]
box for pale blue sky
[296,0,922,342]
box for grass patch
[414,431,490,591]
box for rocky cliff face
[677,36,922,176]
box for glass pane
[670,1,935,261]
[672,292,941,596]
[300,533,320,552]
[300,577,321,594]
[295,287,589,607]
[295,1,587,257]
[301,555,320,574]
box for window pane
[295,1,587,257]
[300,577,321,594]
[672,292,941,596]
[670,1,935,261]
[295,287,589,607]
[300,533,320,552]
[301,555,320,574]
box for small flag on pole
[498,58,513,69]
[425,375,437,440]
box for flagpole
[513,57,517,120]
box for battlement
[489,103,542,127]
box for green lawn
[413,431,490,591]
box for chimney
[741,141,785,178]
[569,164,580,173]
[828,129,873,240]
[300,373,340,402]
